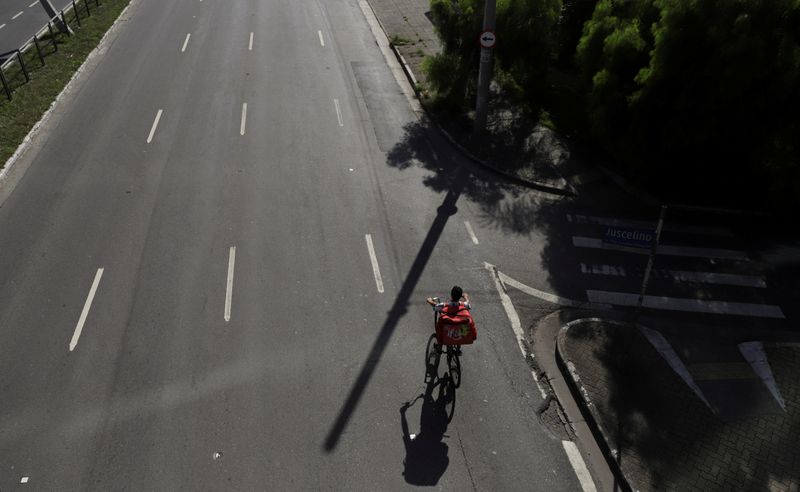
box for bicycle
[425,297,462,388]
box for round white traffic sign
[479,31,496,49]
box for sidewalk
[364,0,576,196]
[557,319,800,492]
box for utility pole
[38,0,73,35]
[473,0,496,139]
[633,205,668,323]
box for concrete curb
[385,43,576,197]
[555,319,634,492]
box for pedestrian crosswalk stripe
[572,236,750,261]
[579,263,767,287]
[586,290,785,318]
[566,213,733,237]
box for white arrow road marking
[180,33,191,52]
[365,234,384,293]
[240,103,247,136]
[70,268,104,351]
[224,247,236,322]
[146,109,163,143]
[562,441,597,492]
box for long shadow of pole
[324,168,466,451]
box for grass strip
[0,0,130,170]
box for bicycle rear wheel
[447,347,461,388]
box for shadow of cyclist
[399,374,456,485]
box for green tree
[577,0,800,208]
[425,0,560,111]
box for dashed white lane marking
[364,234,384,293]
[146,109,163,143]
[562,441,598,492]
[12,11,24,20]
[29,1,38,7]
[464,221,479,245]
[333,98,343,126]
[0,24,6,30]
[239,103,247,136]
[70,268,104,352]
[20,476,29,484]
[224,247,236,322]
[248,32,253,50]
[180,33,191,52]
[566,213,733,237]
[586,290,785,318]
[318,30,325,47]
[572,236,750,261]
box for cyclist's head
[450,285,463,302]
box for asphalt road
[0,0,74,56]
[0,0,585,489]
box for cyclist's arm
[426,297,437,306]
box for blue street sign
[602,226,655,250]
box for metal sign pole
[472,0,496,138]
[634,205,668,321]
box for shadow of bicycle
[399,369,456,486]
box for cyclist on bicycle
[426,285,470,312]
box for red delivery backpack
[436,304,477,345]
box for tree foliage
[426,0,560,111]
[577,0,800,208]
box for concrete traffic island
[555,319,800,491]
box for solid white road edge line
[69,268,104,352]
[334,98,344,126]
[248,32,253,50]
[365,234,384,293]
[562,441,598,492]
[224,247,236,322]
[464,221,479,245]
[146,109,163,143]
[318,30,325,47]
[240,103,247,136]
[12,11,24,20]
[180,33,191,52]
[485,263,549,398]
[485,263,526,356]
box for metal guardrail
[0,0,101,101]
